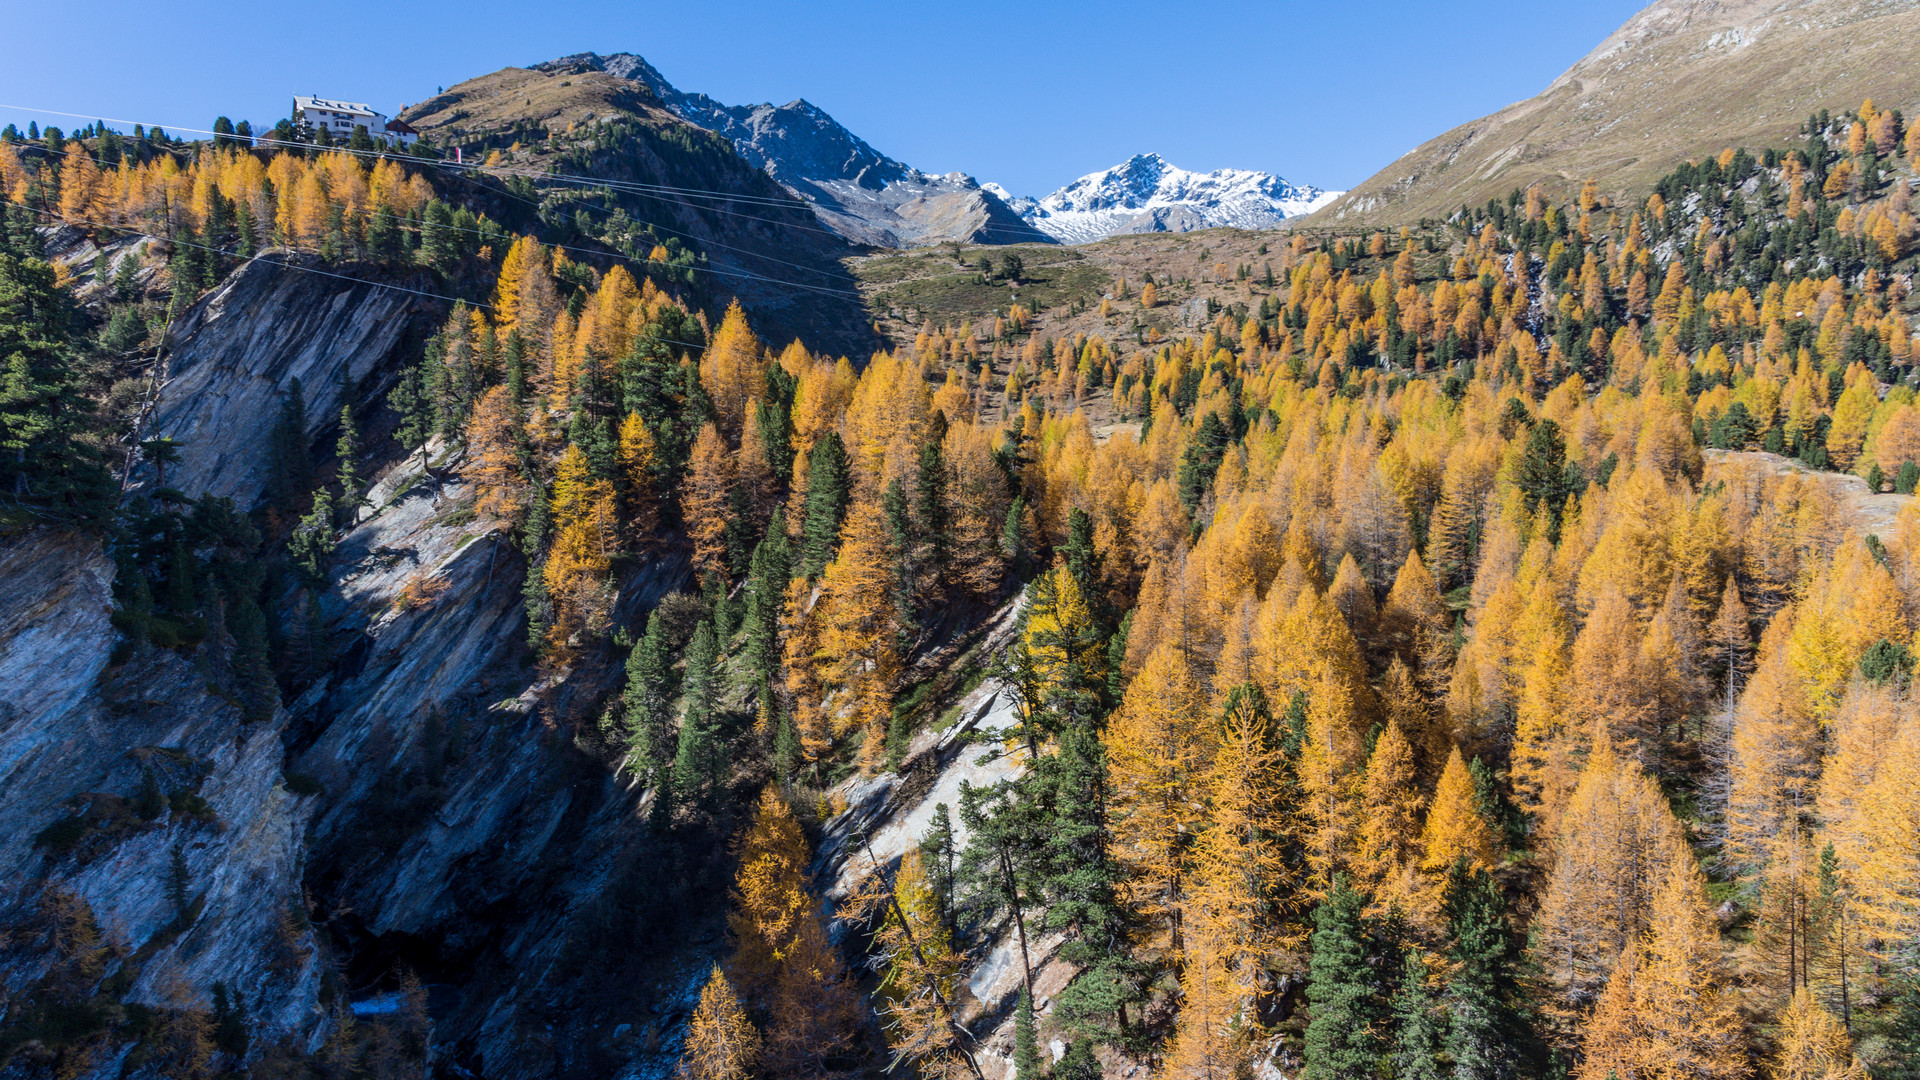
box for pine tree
[1441,860,1536,1080]
[289,487,335,587]
[743,509,793,689]
[920,802,958,933]
[1035,726,1144,1041]
[1303,877,1385,1080]
[672,620,722,808]
[916,435,951,588]
[335,403,367,526]
[623,610,677,796]
[958,777,1044,1001]
[1013,986,1045,1080]
[229,595,278,722]
[1390,948,1446,1080]
[0,254,112,523]
[268,377,312,516]
[798,432,850,578]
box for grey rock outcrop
[142,254,440,507]
[0,530,323,1050]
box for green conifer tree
[672,620,723,807]
[1036,727,1144,1041]
[1014,986,1045,1080]
[229,595,278,722]
[289,487,335,587]
[623,610,677,792]
[1440,860,1537,1080]
[798,432,849,578]
[1390,948,1446,1080]
[336,402,367,526]
[1303,877,1384,1080]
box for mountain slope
[533,52,1052,248]
[1313,0,1920,227]
[396,64,876,356]
[992,153,1337,244]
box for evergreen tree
[772,707,801,785]
[1390,948,1446,1080]
[743,509,792,689]
[623,610,678,796]
[289,487,335,587]
[1513,417,1580,541]
[1002,494,1030,576]
[672,620,723,807]
[335,402,366,526]
[0,254,113,524]
[1303,877,1385,1080]
[1033,727,1144,1040]
[1884,953,1920,1080]
[920,802,958,933]
[229,595,278,722]
[268,378,312,516]
[958,777,1045,1000]
[883,477,920,646]
[1176,411,1231,515]
[388,356,434,470]
[798,432,849,578]
[1441,860,1536,1080]
[1061,506,1106,626]
[420,200,459,271]
[915,435,950,586]
[1013,986,1045,1080]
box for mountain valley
[3,1,1920,1078]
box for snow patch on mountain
[995,154,1340,244]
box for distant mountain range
[986,153,1339,245]
[531,53,1048,249]
[531,54,1334,248]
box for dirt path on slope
[1705,449,1910,535]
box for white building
[292,96,419,147]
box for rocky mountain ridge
[988,152,1339,244]
[1312,0,1920,226]
[531,52,1051,249]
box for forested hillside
[1,56,1920,1080]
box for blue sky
[0,0,1646,196]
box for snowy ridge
[991,153,1340,244]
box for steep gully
[0,244,1046,1079]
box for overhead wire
[12,119,871,300]
[1,103,1056,247]
[3,194,716,355]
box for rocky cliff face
[143,255,439,505]
[0,217,1039,1078]
[0,530,324,1053]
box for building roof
[383,117,419,136]
[294,96,380,117]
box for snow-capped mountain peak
[999,154,1340,244]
